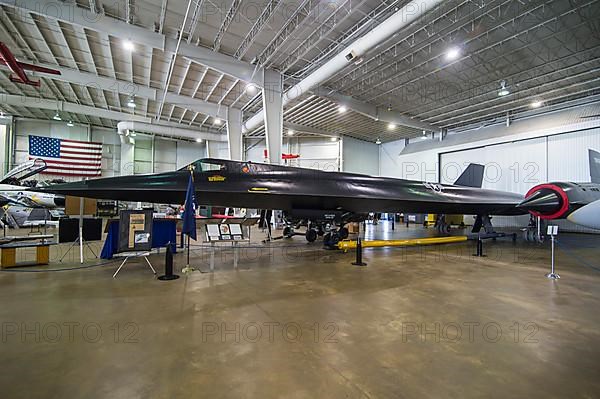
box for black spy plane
[43,158,526,244]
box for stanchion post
[473,235,485,257]
[546,225,560,279]
[352,222,367,266]
[158,243,180,280]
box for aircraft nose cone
[518,189,561,213]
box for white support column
[226,108,243,161]
[262,69,283,164]
[119,136,135,175]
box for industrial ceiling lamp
[387,123,396,130]
[195,137,203,143]
[127,96,136,108]
[123,40,135,51]
[246,83,258,94]
[338,105,347,113]
[67,120,74,127]
[530,100,543,108]
[214,118,222,126]
[445,46,461,60]
[375,138,382,145]
[287,129,295,136]
[53,111,62,121]
[497,80,510,96]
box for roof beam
[0,63,229,119]
[0,93,151,122]
[0,0,263,86]
[315,89,440,132]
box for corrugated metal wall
[439,127,600,231]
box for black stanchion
[352,237,367,266]
[158,243,180,281]
[473,237,485,257]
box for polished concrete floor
[1,222,600,398]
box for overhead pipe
[117,121,227,142]
[243,0,444,133]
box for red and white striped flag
[28,135,102,177]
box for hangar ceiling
[0,0,598,142]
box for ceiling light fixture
[498,80,510,96]
[127,97,136,108]
[530,100,543,108]
[214,118,222,125]
[287,129,295,136]
[330,137,338,142]
[445,46,461,60]
[338,105,347,113]
[246,84,258,94]
[53,111,62,121]
[123,40,135,51]
[67,120,74,127]
[196,138,203,143]
[387,123,396,130]
[375,138,382,145]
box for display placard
[118,210,153,253]
[205,224,244,242]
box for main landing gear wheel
[305,229,318,242]
[338,227,349,240]
[323,231,340,249]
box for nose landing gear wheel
[305,229,317,242]
[283,226,294,238]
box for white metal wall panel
[153,138,177,173]
[547,128,600,182]
[176,141,207,169]
[342,136,379,175]
[134,137,153,174]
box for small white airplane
[0,159,65,208]
[0,184,65,208]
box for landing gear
[323,230,340,249]
[283,226,294,238]
[523,216,545,243]
[338,226,349,240]
[305,229,318,243]
[434,215,451,233]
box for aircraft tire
[338,227,349,240]
[283,226,293,238]
[305,229,318,243]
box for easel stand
[113,252,157,278]
[59,198,97,264]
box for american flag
[28,135,102,177]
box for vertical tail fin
[454,164,485,188]
[590,149,600,183]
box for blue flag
[181,174,197,240]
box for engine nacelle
[519,182,600,220]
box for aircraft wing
[17,61,61,75]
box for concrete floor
[1,222,600,398]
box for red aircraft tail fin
[17,61,61,75]
[9,74,40,87]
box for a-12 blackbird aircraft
[43,158,526,245]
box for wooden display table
[0,242,54,268]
